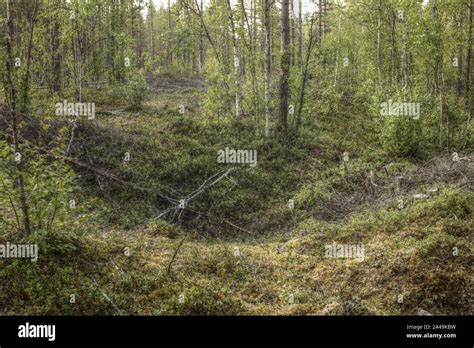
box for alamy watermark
[380,100,420,120]
[325,242,365,261]
[0,242,38,262]
[18,322,55,341]
[217,147,257,167]
[55,100,95,120]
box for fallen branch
[90,276,123,315]
[157,167,236,219]
[67,158,178,204]
[166,236,187,276]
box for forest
[0,0,472,316]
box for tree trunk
[296,13,317,131]
[4,0,32,236]
[51,0,61,92]
[264,0,272,137]
[19,0,39,113]
[226,0,242,119]
[457,48,463,97]
[390,10,396,84]
[290,0,295,66]
[465,0,473,147]
[297,0,302,67]
[149,2,156,59]
[318,0,322,62]
[199,0,204,72]
[377,0,381,67]
[333,8,342,87]
[240,0,259,127]
[278,0,290,130]
[434,0,446,149]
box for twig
[90,276,123,315]
[157,167,236,219]
[65,117,78,156]
[167,236,187,276]
[67,158,178,204]
[6,190,21,233]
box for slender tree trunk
[4,0,32,236]
[240,1,246,77]
[72,9,85,102]
[457,48,463,97]
[199,0,204,72]
[333,8,342,87]
[322,0,326,41]
[318,0,322,62]
[434,0,446,149]
[79,55,84,102]
[252,0,257,58]
[264,0,272,137]
[402,17,408,95]
[165,0,171,65]
[149,3,156,59]
[226,0,242,119]
[240,0,259,127]
[390,10,396,84]
[377,0,381,68]
[297,0,302,67]
[465,0,473,147]
[137,0,144,68]
[51,0,61,92]
[271,7,275,67]
[19,0,39,113]
[279,0,290,130]
[290,0,295,66]
[168,0,172,31]
[296,14,317,131]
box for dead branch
[67,158,178,204]
[90,276,124,315]
[157,167,236,219]
[166,235,187,276]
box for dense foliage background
[0,0,472,315]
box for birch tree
[226,0,242,119]
[278,0,290,130]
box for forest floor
[1,75,473,316]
